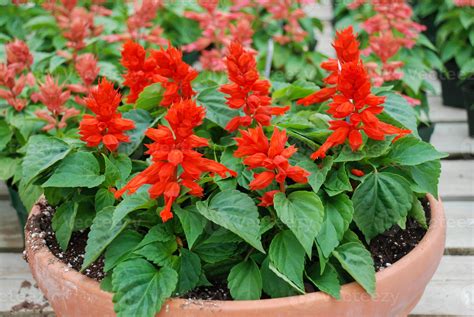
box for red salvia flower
[79,78,135,151]
[220,42,289,132]
[121,41,198,106]
[351,169,365,177]
[67,53,100,102]
[234,125,309,206]
[5,39,33,73]
[297,27,411,160]
[115,99,236,222]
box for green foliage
[43,152,105,188]
[228,259,262,300]
[306,263,341,299]
[51,201,78,250]
[112,259,178,317]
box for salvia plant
[15,25,448,317]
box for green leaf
[228,259,262,300]
[82,206,130,270]
[112,259,178,317]
[103,155,120,187]
[260,257,298,298]
[109,154,132,181]
[98,61,122,83]
[407,160,441,199]
[273,191,324,257]
[95,188,116,212]
[134,240,178,267]
[324,166,352,196]
[332,242,376,296]
[104,230,143,272]
[0,157,19,180]
[335,138,392,162]
[136,224,174,249]
[175,249,201,295]
[297,156,333,193]
[0,120,12,151]
[195,190,264,253]
[460,60,474,78]
[352,172,413,241]
[43,152,105,188]
[112,186,154,226]
[22,135,71,184]
[135,83,164,110]
[24,15,57,29]
[18,179,43,212]
[51,201,78,250]
[197,86,239,129]
[383,137,447,166]
[268,230,305,293]
[118,109,153,155]
[306,263,341,299]
[409,196,428,229]
[174,205,207,249]
[49,55,66,73]
[316,194,353,259]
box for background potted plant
[24,27,447,317]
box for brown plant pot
[25,195,446,317]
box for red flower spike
[115,99,236,223]
[79,78,135,151]
[220,42,289,131]
[235,125,310,199]
[259,190,280,207]
[121,41,198,106]
[297,27,411,160]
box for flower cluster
[183,0,254,71]
[33,76,80,131]
[220,42,289,132]
[454,0,474,6]
[115,99,236,222]
[121,41,198,105]
[235,125,309,206]
[103,0,167,46]
[298,27,410,159]
[0,39,35,111]
[79,78,135,151]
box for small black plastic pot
[6,181,28,231]
[438,60,464,108]
[462,82,474,138]
[418,122,435,143]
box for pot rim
[25,194,445,311]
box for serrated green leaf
[407,160,441,199]
[324,166,352,196]
[383,136,447,166]
[195,190,264,253]
[136,224,174,249]
[95,188,116,212]
[104,230,143,272]
[175,249,201,295]
[174,205,207,249]
[118,109,153,155]
[297,156,333,193]
[381,93,419,137]
[109,153,132,181]
[260,257,298,298]
[112,259,178,317]
[352,172,413,241]
[197,86,239,129]
[18,179,43,212]
[82,206,130,270]
[332,242,375,296]
[51,201,78,250]
[43,152,105,188]
[268,230,305,293]
[98,61,122,83]
[134,240,178,267]
[306,262,341,299]
[0,156,19,180]
[103,154,120,187]
[0,120,12,152]
[135,83,164,110]
[273,191,324,257]
[409,196,428,229]
[22,135,71,184]
[228,259,262,300]
[112,185,154,225]
[316,194,353,259]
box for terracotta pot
[25,195,446,317]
